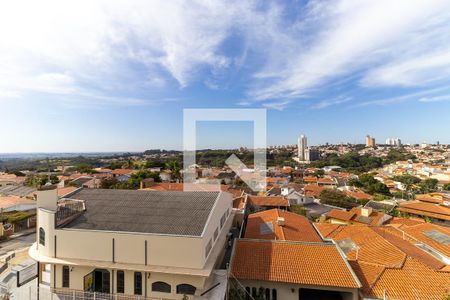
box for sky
[1,0,450,152]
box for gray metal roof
[0,185,36,197]
[64,188,221,236]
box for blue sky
[1,0,450,152]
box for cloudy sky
[1,0,450,152]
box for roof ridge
[369,226,408,268]
[276,209,286,241]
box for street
[0,233,35,256]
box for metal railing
[56,199,85,227]
[12,286,169,300]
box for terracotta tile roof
[315,224,450,299]
[111,169,135,175]
[0,196,35,209]
[244,209,322,242]
[232,196,246,210]
[387,217,426,227]
[318,225,406,267]
[345,190,372,200]
[371,227,446,271]
[303,176,318,183]
[313,223,344,238]
[400,223,450,258]
[57,186,79,197]
[247,196,289,207]
[348,261,385,294]
[317,177,336,184]
[326,209,355,221]
[230,239,360,288]
[398,201,450,221]
[367,257,450,300]
[303,184,325,198]
[415,193,446,204]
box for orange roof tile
[367,257,450,300]
[319,225,406,267]
[348,261,385,294]
[244,209,322,242]
[398,201,450,221]
[57,186,78,197]
[111,169,135,175]
[0,196,35,209]
[387,217,426,227]
[326,209,355,221]
[345,190,372,200]
[247,196,289,207]
[371,227,446,271]
[400,223,450,258]
[303,184,325,198]
[230,239,360,288]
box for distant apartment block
[365,135,375,147]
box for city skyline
[1,0,450,152]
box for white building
[298,134,307,161]
[30,186,234,299]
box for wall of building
[237,279,358,300]
[200,192,233,261]
[54,229,204,269]
[53,264,205,299]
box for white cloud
[312,96,352,109]
[248,0,450,105]
[355,86,450,107]
[1,0,450,109]
[0,0,265,102]
[419,95,450,103]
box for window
[245,287,250,300]
[39,227,45,246]
[265,288,270,299]
[176,284,196,295]
[117,270,124,293]
[220,213,226,229]
[62,266,70,288]
[272,288,277,300]
[213,227,219,241]
[205,239,212,258]
[134,272,142,295]
[152,281,171,293]
[251,287,257,297]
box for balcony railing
[55,199,85,227]
[52,288,167,300]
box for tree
[320,189,359,209]
[313,169,325,178]
[289,205,307,217]
[165,161,181,181]
[350,174,390,195]
[419,178,438,194]
[443,183,450,191]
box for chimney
[361,207,373,217]
[277,217,285,226]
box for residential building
[324,207,392,226]
[247,196,289,213]
[30,186,234,299]
[229,209,361,299]
[385,137,402,146]
[365,135,375,147]
[397,200,450,225]
[315,223,450,300]
[298,134,307,161]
